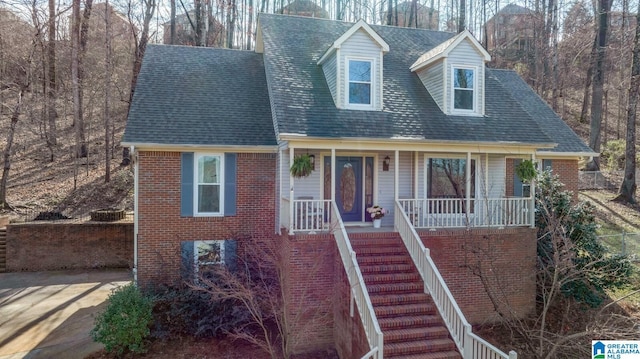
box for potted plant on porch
[367,205,388,228]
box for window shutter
[181,152,194,216]
[224,153,237,216]
[542,159,552,171]
[513,159,523,197]
[180,240,195,279]
[224,239,237,272]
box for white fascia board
[120,142,278,153]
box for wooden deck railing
[331,201,383,359]
[394,200,517,359]
[398,197,532,229]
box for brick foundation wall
[6,222,133,271]
[137,151,277,285]
[419,227,537,324]
[333,253,370,359]
[279,233,335,354]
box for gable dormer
[318,20,389,111]
[410,30,491,116]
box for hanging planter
[516,159,538,183]
[290,154,313,178]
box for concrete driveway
[0,269,132,359]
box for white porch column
[530,153,536,228]
[394,150,399,201]
[413,151,419,198]
[331,149,336,203]
[466,152,471,222]
[289,148,295,234]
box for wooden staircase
[0,226,6,273]
[350,232,460,359]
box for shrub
[90,283,153,355]
[147,281,250,340]
[535,171,634,307]
[601,139,626,171]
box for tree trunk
[580,35,597,124]
[46,0,57,156]
[75,0,93,158]
[615,5,640,203]
[587,0,612,170]
[104,0,112,182]
[0,89,25,209]
[170,0,176,44]
[386,0,392,24]
[71,0,85,159]
[458,0,465,32]
[127,0,156,104]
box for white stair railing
[331,202,384,359]
[394,200,517,359]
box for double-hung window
[427,157,476,213]
[195,154,224,215]
[453,67,475,111]
[348,59,372,106]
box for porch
[278,146,536,234]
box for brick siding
[506,158,579,201]
[418,227,537,323]
[279,233,335,354]
[6,222,133,271]
[137,151,277,285]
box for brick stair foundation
[350,232,461,359]
[0,227,6,273]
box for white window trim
[423,154,479,200]
[194,240,226,275]
[451,65,478,115]
[345,57,375,110]
[194,153,225,217]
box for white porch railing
[331,201,383,359]
[394,200,517,359]
[398,198,532,229]
[287,199,331,233]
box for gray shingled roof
[122,45,276,147]
[259,14,557,145]
[124,14,592,155]
[490,69,594,154]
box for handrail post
[509,350,518,359]
[463,328,472,359]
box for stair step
[370,292,431,306]
[375,302,436,318]
[353,246,407,256]
[363,272,421,284]
[385,338,457,356]
[384,326,450,343]
[359,263,415,274]
[378,315,444,330]
[386,350,462,359]
[357,255,412,265]
[350,238,403,246]
[367,282,423,294]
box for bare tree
[614,4,640,204]
[46,0,57,157]
[104,0,113,183]
[193,235,332,359]
[587,0,612,170]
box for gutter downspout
[132,145,138,284]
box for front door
[324,156,374,222]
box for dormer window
[453,67,475,111]
[347,58,373,107]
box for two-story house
[123,13,594,359]
[485,3,537,64]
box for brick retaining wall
[6,222,133,271]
